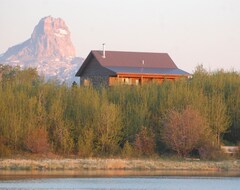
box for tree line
[0,64,240,159]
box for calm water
[0,170,240,190]
[1,177,240,190]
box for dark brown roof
[76,50,190,76]
[92,50,177,69]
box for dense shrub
[78,126,94,157]
[162,106,210,157]
[0,65,240,159]
[0,136,11,157]
[24,128,49,154]
[135,127,156,156]
[121,141,134,158]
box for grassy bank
[0,158,240,171]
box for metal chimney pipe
[102,43,106,58]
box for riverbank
[0,158,240,171]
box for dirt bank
[0,158,240,171]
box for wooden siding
[109,77,164,86]
[80,57,116,86]
[108,73,187,86]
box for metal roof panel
[106,66,190,75]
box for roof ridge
[106,66,178,69]
[91,50,169,54]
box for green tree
[208,93,230,146]
[95,102,122,155]
[121,140,134,158]
[78,126,94,157]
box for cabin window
[83,79,91,86]
[124,78,129,84]
[135,79,139,85]
[121,78,132,85]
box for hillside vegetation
[0,65,240,160]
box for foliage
[135,127,156,156]
[162,106,209,157]
[121,141,134,158]
[0,65,240,159]
[78,126,94,157]
[24,128,49,153]
[207,93,230,146]
[95,102,122,155]
[0,136,11,157]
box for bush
[24,128,49,154]
[121,141,134,158]
[135,127,156,156]
[162,106,209,157]
[78,127,94,157]
[0,137,11,158]
[198,144,228,160]
[0,144,11,158]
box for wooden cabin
[75,50,190,87]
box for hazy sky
[1,0,240,73]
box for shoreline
[0,158,240,171]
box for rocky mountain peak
[31,16,76,59]
[0,16,82,84]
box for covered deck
[109,73,182,86]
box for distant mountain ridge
[0,16,83,84]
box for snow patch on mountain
[59,28,68,35]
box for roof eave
[75,51,94,77]
[116,72,191,77]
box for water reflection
[0,169,240,180]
